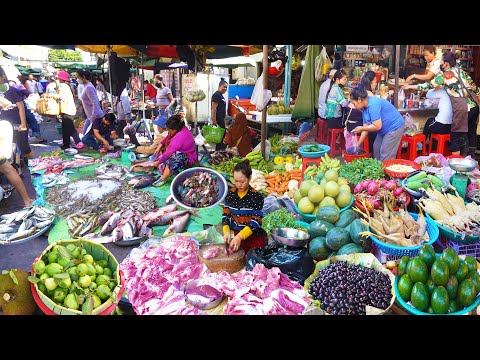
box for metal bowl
[184,279,225,310]
[63,148,78,156]
[113,138,126,147]
[449,158,478,173]
[170,167,228,210]
[270,227,310,247]
[136,153,149,159]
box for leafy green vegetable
[339,158,385,185]
[262,208,304,234]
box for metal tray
[63,148,78,156]
[0,222,53,245]
[113,235,147,247]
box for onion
[385,180,398,191]
[361,180,372,191]
[393,187,404,197]
[354,183,363,194]
[367,182,379,196]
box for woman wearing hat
[55,70,83,150]
[135,115,168,156]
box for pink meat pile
[120,235,208,315]
[202,265,311,315]
[120,236,310,315]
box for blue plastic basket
[425,213,479,244]
[298,144,330,158]
[394,259,480,315]
[369,212,439,257]
[294,194,354,223]
[401,176,447,199]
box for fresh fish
[7,229,36,241]
[111,227,124,242]
[147,209,200,227]
[121,222,134,240]
[163,213,191,236]
[141,204,178,222]
[128,175,159,189]
[100,212,121,235]
[35,220,52,229]
[139,223,152,237]
[0,225,18,234]
[98,211,114,226]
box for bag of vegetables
[185,83,206,102]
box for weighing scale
[448,158,478,199]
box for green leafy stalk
[339,158,385,185]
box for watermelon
[316,206,340,224]
[325,227,352,251]
[337,243,364,255]
[308,219,335,238]
[308,237,331,261]
[335,209,356,228]
[349,219,368,244]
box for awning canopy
[51,61,98,70]
[76,45,138,57]
[129,45,178,58]
[206,56,256,68]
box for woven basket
[31,239,124,315]
[198,244,245,273]
[36,97,59,116]
[369,212,439,257]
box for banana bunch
[244,151,266,170]
[320,153,342,172]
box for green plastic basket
[425,213,480,244]
[202,125,226,144]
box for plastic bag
[253,139,271,159]
[403,113,418,136]
[246,243,315,284]
[202,124,226,144]
[25,93,40,112]
[250,73,272,111]
[398,88,406,106]
[195,131,206,146]
[185,83,206,103]
[344,127,359,154]
[314,46,332,82]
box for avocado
[431,286,450,314]
[398,274,414,302]
[411,282,430,312]
[418,244,436,270]
[469,271,480,292]
[445,275,459,300]
[406,257,428,284]
[454,260,469,283]
[458,278,477,308]
[397,256,410,277]
[464,256,478,274]
[431,259,450,287]
[442,248,460,274]
[447,298,462,314]
[425,277,436,296]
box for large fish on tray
[141,204,178,222]
[128,175,159,189]
[163,213,192,236]
[146,209,200,227]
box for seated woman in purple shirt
[152,114,197,187]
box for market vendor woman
[222,160,266,254]
[152,114,197,187]
[350,83,405,162]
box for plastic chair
[327,128,345,157]
[301,157,323,176]
[396,134,426,161]
[315,118,327,143]
[428,133,451,156]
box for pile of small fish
[106,188,157,213]
[94,164,131,180]
[41,172,72,188]
[46,177,123,216]
[66,210,100,238]
[177,171,219,208]
[0,206,55,244]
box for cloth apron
[449,96,468,132]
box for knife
[225,237,230,256]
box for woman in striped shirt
[222,160,266,254]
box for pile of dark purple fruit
[308,261,393,315]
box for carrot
[264,174,275,179]
[275,175,282,183]
[266,179,276,187]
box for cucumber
[407,171,427,183]
[427,174,444,187]
[406,179,430,190]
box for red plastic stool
[301,157,323,177]
[315,118,327,143]
[327,128,345,157]
[396,134,426,161]
[428,133,451,156]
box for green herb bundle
[339,158,385,185]
[262,208,304,234]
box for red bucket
[342,151,370,163]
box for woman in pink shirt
[152,114,197,187]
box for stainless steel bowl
[468,189,480,205]
[270,228,310,247]
[136,154,149,159]
[184,279,225,310]
[170,167,228,210]
[63,148,78,156]
[449,158,478,173]
[113,138,126,146]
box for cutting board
[198,244,245,273]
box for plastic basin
[298,144,330,158]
